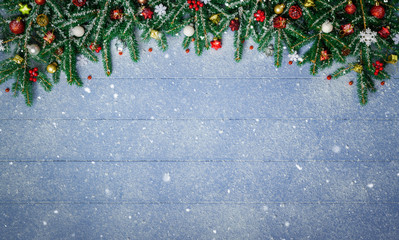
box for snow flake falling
[0,40,5,51]
[359,28,377,46]
[288,51,303,62]
[155,4,167,17]
[76,55,89,66]
[393,33,399,45]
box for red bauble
[289,5,302,20]
[327,75,332,80]
[273,16,287,29]
[229,19,240,31]
[110,9,124,20]
[141,7,154,19]
[211,38,222,50]
[44,31,55,43]
[35,0,46,5]
[254,10,265,22]
[344,1,356,14]
[72,0,86,7]
[9,18,25,34]
[370,4,385,19]
[320,50,329,61]
[340,23,354,36]
[378,26,390,38]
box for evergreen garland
[0,0,398,106]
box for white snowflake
[76,55,89,66]
[359,28,377,46]
[154,4,167,17]
[288,51,303,62]
[0,40,5,51]
[393,33,399,45]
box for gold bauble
[137,0,147,4]
[13,55,24,64]
[274,4,285,14]
[352,64,363,73]
[209,14,221,25]
[46,62,58,74]
[304,0,315,7]
[150,29,160,40]
[386,54,398,64]
[36,14,49,27]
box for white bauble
[321,21,333,33]
[183,25,195,37]
[71,26,85,37]
[27,44,40,55]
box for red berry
[29,77,33,81]
[195,7,199,11]
[186,49,190,53]
[187,0,191,3]
[288,61,293,65]
[374,72,378,76]
[32,78,37,82]
[148,48,153,52]
[95,49,100,53]
[327,75,332,80]
[33,67,38,72]
[189,5,193,9]
[29,69,33,74]
[5,88,10,93]
[119,51,123,55]
[33,72,39,77]
[381,81,385,85]
[199,3,204,7]
[349,81,353,85]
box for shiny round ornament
[321,21,333,33]
[274,4,285,14]
[289,5,302,19]
[370,2,385,19]
[72,0,86,7]
[47,62,58,74]
[27,44,40,55]
[36,14,49,27]
[183,25,195,37]
[9,18,25,34]
[35,0,46,5]
[137,0,148,4]
[71,25,85,37]
[344,0,356,14]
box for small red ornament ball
[72,0,86,7]
[185,49,190,53]
[381,81,385,85]
[9,18,25,34]
[344,1,356,15]
[349,81,353,85]
[148,48,153,52]
[87,75,92,80]
[370,4,385,19]
[229,19,240,31]
[289,5,302,20]
[288,61,293,65]
[5,88,10,93]
[35,0,46,5]
[327,75,332,80]
[249,45,254,50]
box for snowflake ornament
[0,40,5,51]
[76,55,89,66]
[288,51,303,62]
[393,33,399,45]
[154,4,167,16]
[359,28,377,46]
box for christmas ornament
[44,31,55,43]
[5,88,10,93]
[87,75,92,80]
[304,0,315,7]
[393,33,399,45]
[273,16,287,29]
[274,4,285,14]
[370,2,385,19]
[254,10,265,22]
[150,29,161,40]
[289,5,302,20]
[71,26,85,37]
[55,47,64,56]
[141,7,154,19]
[249,45,254,50]
[349,81,353,85]
[327,75,332,80]
[137,0,147,4]
[154,4,167,16]
[110,9,124,20]
[381,81,385,85]
[36,14,49,27]
[373,61,384,75]
[0,40,5,52]
[352,64,363,73]
[321,21,333,33]
[28,68,39,82]
[342,47,350,56]
[9,18,25,35]
[72,0,86,7]
[89,43,102,53]
[211,38,222,50]
[183,25,195,37]
[186,49,190,53]
[265,44,274,56]
[320,49,329,61]
[378,26,390,39]
[13,55,24,64]
[340,23,354,36]
[46,62,58,74]
[35,0,46,5]
[148,48,153,52]
[18,3,31,15]
[209,14,221,24]
[27,44,40,55]
[344,0,356,14]
[187,0,204,11]
[386,54,397,64]
[359,28,377,46]
[229,18,240,31]
[288,51,303,62]
[115,39,125,55]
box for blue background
[0,32,399,239]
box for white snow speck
[105,188,111,195]
[284,221,290,227]
[165,54,169,58]
[213,230,217,234]
[84,87,91,93]
[262,205,268,211]
[227,189,230,194]
[186,208,191,212]
[397,173,399,177]
[43,221,47,226]
[110,84,115,89]
[9,162,13,165]
[128,216,132,219]
[54,210,59,214]
[367,183,374,188]
[162,173,171,182]
[332,145,341,153]
[295,164,302,170]
[113,93,118,99]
